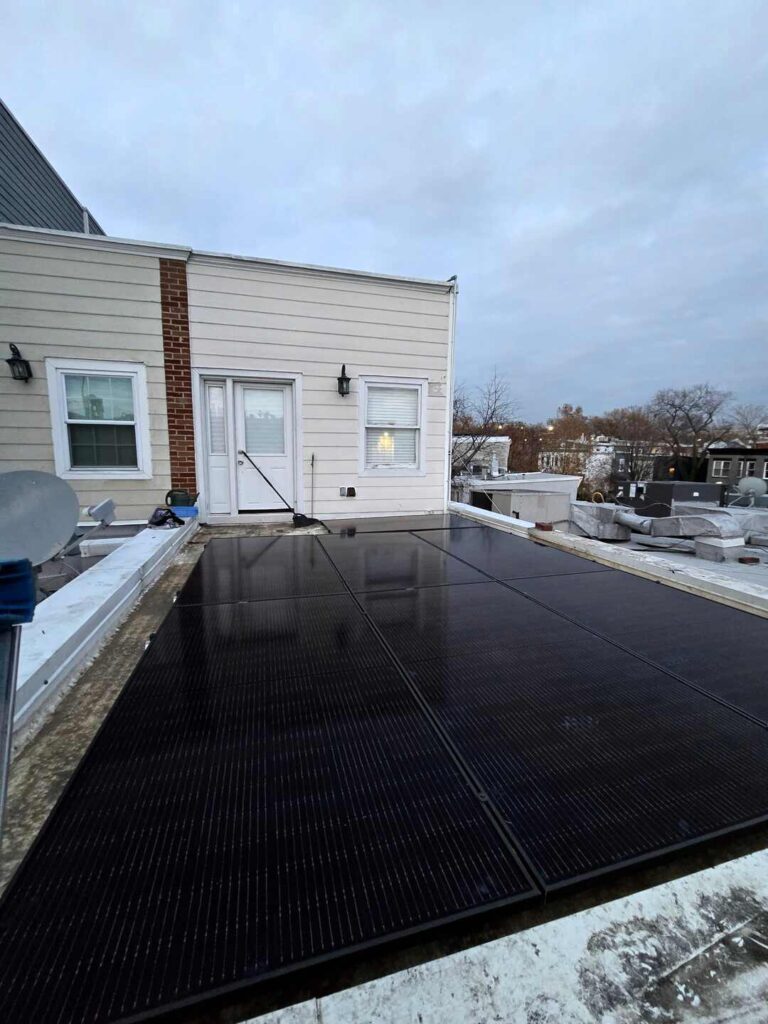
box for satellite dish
[0,471,80,567]
[737,476,768,498]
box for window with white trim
[738,458,756,477]
[363,381,423,471]
[46,359,152,479]
[763,461,768,480]
[711,458,731,478]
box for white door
[234,383,294,512]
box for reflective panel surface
[509,570,768,724]
[3,526,768,1024]
[319,532,486,593]
[179,536,345,605]
[327,513,480,534]
[415,526,612,580]
[407,640,768,886]
[0,557,534,1024]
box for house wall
[707,450,768,487]
[186,256,453,518]
[0,231,171,519]
[0,100,104,234]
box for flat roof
[2,520,768,1022]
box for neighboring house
[0,223,455,522]
[706,440,768,490]
[452,435,510,477]
[0,99,103,234]
[538,435,641,490]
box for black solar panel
[3,528,768,1024]
[415,526,611,580]
[406,641,768,886]
[178,536,345,605]
[327,513,479,534]
[360,580,589,663]
[319,533,486,593]
[508,571,768,725]
[0,593,535,1024]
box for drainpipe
[444,276,458,510]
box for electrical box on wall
[339,487,357,497]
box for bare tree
[536,404,594,477]
[451,371,515,473]
[648,384,732,480]
[591,405,660,480]
[731,403,768,445]
[507,420,548,472]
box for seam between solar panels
[176,577,490,609]
[411,531,768,732]
[312,536,548,897]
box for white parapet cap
[0,222,457,292]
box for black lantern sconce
[6,344,33,383]
[337,364,350,397]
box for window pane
[207,385,226,454]
[365,427,417,468]
[243,388,284,454]
[68,424,138,468]
[65,374,135,422]
[367,386,419,428]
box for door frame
[192,367,304,523]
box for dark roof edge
[0,97,103,233]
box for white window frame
[763,461,768,480]
[46,357,153,480]
[711,458,731,478]
[737,458,756,478]
[359,376,427,477]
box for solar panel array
[1,520,767,1023]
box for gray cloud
[3,0,767,419]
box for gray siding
[0,100,104,235]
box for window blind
[364,384,420,468]
[366,386,419,427]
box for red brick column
[159,258,197,494]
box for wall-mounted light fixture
[6,344,33,383]
[337,364,350,397]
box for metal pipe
[311,452,315,519]
[0,624,22,836]
[237,450,292,510]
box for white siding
[0,235,171,519]
[187,258,452,518]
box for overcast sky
[3,1,767,420]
